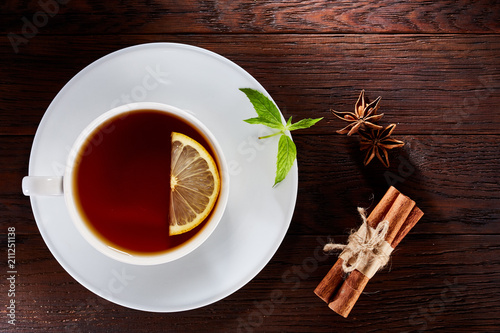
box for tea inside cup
[24,102,229,265]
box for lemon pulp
[169,132,220,235]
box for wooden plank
[4,134,499,235]
[1,0,499,34]
[1,34,499,135]
[1,0,498,332]
[292,134,500,235]
[0,233,497,332]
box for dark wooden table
[1,1,499,332]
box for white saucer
[27,43,298,312]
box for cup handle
[22,176,64,196]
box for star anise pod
[331,90,384,136]
[359,123,405,167]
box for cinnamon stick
[328,192,417,318]
[328,270,368,316]
[313,258,345,303]
[327,204,423,318]
[383,194,416,244]
[314,186,400,303]
[366,186,400,228]
[391,206,424,248]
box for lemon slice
[170,132,220,235]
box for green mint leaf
[274,134,297,187]
[244,117,286,130]
[287,117,323,131]
[240,88,284,130]
[241,87,322,187]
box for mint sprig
[240,88,322,187]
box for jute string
[323,207,393,279]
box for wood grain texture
[1,34,499,135]
[1,0,499,34]
[0,234,498,332]
[1,0,499,331]
[292,134,500,236]
[3,134,499,236]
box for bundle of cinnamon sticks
[314,186,424,317]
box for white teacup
[23,102,229,265]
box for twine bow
[324,207,393,278]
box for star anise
[331,90,384,136]
[359,124,405,167]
